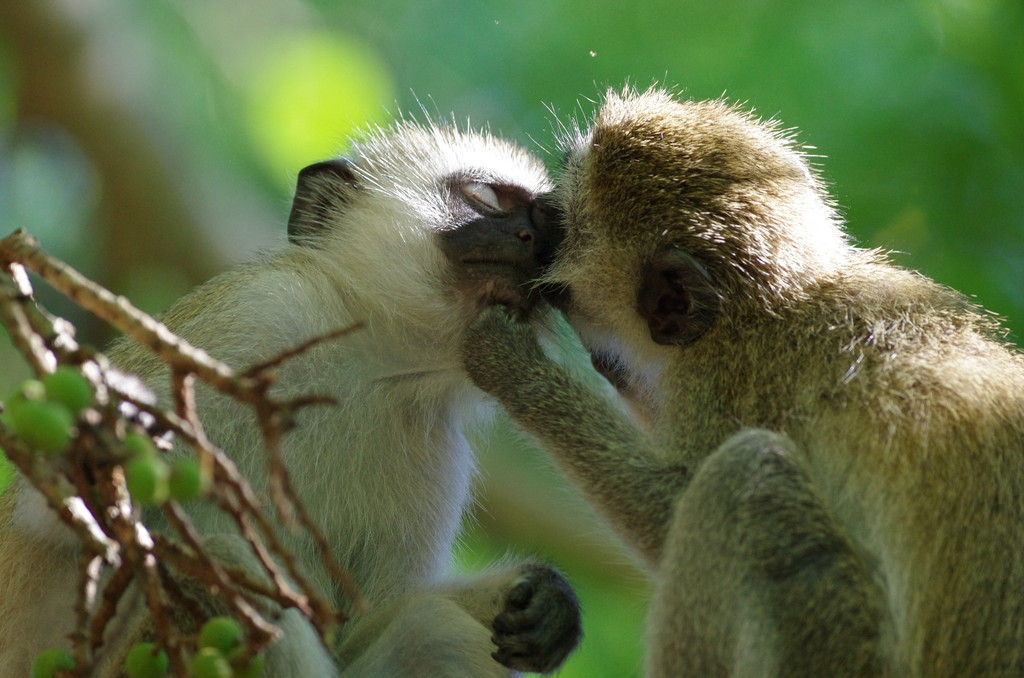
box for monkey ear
[287,159,359,244]
[638,248,721,345]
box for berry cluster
[123,432,210,505]
[2,367,93,455]
[31,617,265,678]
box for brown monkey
[0,121,580,677]
[463,87,1024,676]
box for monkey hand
[491,564,582,674]
[463,306,548,396]
[471,278,535,320]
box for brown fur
[464,88,1024,676]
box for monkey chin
[457,263,541,320]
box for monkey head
[286,123,557,338]
[544,88,853,378]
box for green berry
[31,648,75,678]
[2,379,44,426]
[42,367,94,413]
[169,457,209,501]
[7,399,74,454]
[7,379,46,406]
[233,655,265,678]
[125,642,169,678]
[189,647,233,678]
[125,455,170,505]
[124,431,159,459]
[199,616,244,653]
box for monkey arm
[427,563,580,674]
[464,306,688,566]
[465,307,884,674]
[335,561,579,677]
[650,428,884,677]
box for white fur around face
[308,123,552,356]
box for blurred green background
[0,0,1021,675]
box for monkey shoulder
[789,263,1024,462]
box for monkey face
[546,88,849,375]
[438,180,561,318]
[283,123,554,337]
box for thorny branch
[0,229,364,676]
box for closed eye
[461,181,503,213]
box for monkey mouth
[458,258,539,288]
[590,350,629,390]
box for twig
[0,230,254,397]
[243,324,364,376]
[89,563,135,651]
[0,229,361,668]
[0,427,121,562]
[0,272,55,374]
